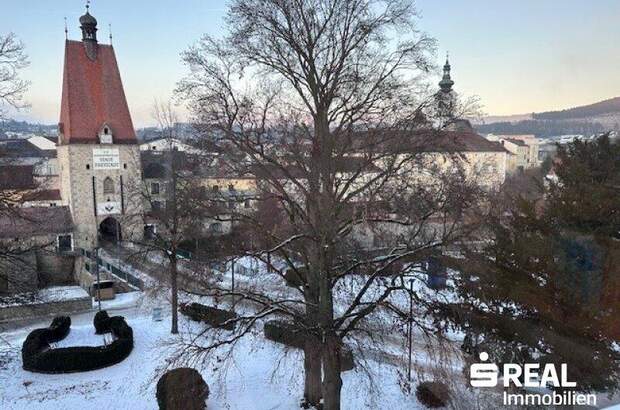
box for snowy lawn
[0,305,431,410]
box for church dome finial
[80,0,98,43]
[438,52,454,93]
[79,0,99,60]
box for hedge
[156,367,209,410]
[263,320,354,371]
[22,310,134,373]
[180,303,237,331]
[283,268,306,287]
[416,381,450,408]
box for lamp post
[407,278,414,382]
[231,257,236,311]
[93,246,102,312]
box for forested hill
[533,96,620,120]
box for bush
[263,320,355,371]
[156,367,209,410]
[283,268,306,287]
[416,381,450,408]
[22,316,71,370]
[341,347,355,371]
[22,311,134,373]
[180,303,237,331]
[93,310,110,334]
[263,320,306,349]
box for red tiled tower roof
[58,40,136,144]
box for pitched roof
[59,40,136,144]
[506,138,528,147]
[0,165,35,189]
[353,129,508,154]
[21,189,62,201]
[0,139,56,158]
[0,206,73,239]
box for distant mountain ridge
[477,96,620,138]
[533,96,620,121]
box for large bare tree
[177,1,483,408]
[0,32,29,120]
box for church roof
[59,40,136,144]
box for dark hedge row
[180,303,237,331]
[22,311,134,374]
[263,320,354,371]
[156,367,210,410]
[415,381,450,408]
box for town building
[485,134,540,173]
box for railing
[80,248,144,289]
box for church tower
[57,5,143,251]
[436,53,457,123]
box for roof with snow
[58,40,136,144]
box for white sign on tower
[93,148,120,170]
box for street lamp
[407,277,414,382]
[92,245,102,312]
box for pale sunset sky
[1,0,619,127]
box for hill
[533,96,620,120]
[477,96,620,137]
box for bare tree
[122,101,213,334]
[0,32,32,297]
[0,32,29,120]
[177,1,485,408]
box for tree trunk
[303,338,322,408]
[303,272,322,407]
[170,256,179,334]
[321,333,342,410]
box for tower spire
[109,24,113,45]
[64,17,68,40]
[79,0,99,59]
[438,52,454,93]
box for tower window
[103,177,115,194]
[86,164,90,170]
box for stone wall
[0,249,38,294]
[36,251,75,287]
[0,296,92,323]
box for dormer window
[99,123,113,144]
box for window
[244,199,251,208]
[57,234,73,253]
[0,273,7,293]
[123,163,127,169]
[212,185,220,193]
[86,164,90,170]
[210,222,222,233]
[144,224,157,239]
[103,177,114,194]
[151,182,160,195]
[152,201,163,211]
[228,184,234,191]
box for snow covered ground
[0,299,433,410]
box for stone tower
[57,6,143,251]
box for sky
[2,0,620,127]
